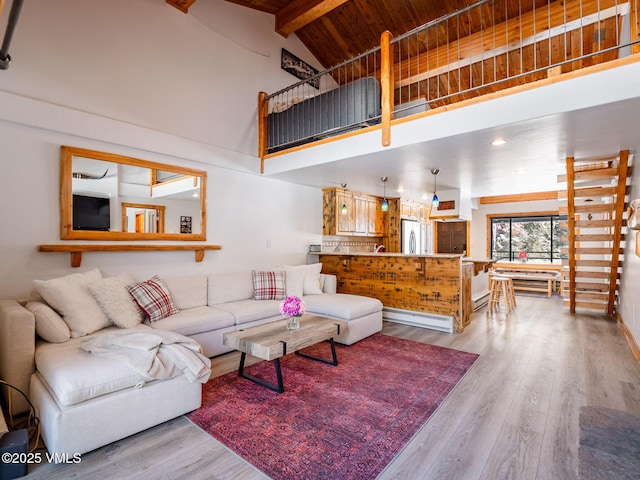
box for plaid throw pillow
[126,275,179,323]
[252,270,286,301]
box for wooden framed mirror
[60,146,207,241]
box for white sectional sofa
[0,264,383,457]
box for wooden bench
[491,269,560,298]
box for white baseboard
[383,307,454,333]
[473,291,491,311]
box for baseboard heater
[383,307,454,333]
[473,291,491,311]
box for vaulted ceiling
[169,0,548,71]
[165,0,640,200]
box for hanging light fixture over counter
[431,168,440,208]
[380,176,389,212]
[340,183,348,214]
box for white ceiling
[263,59,640,203]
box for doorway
[435,221,469,255]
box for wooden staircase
[557,150,630,316]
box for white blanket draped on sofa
[81,329,211,383]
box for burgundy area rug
[187,333,478,480]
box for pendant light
[380,176,389,212]
[431,168,440,208]
[340,183,348,215]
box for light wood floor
[26,295,640,479]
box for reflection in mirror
[60,146,207,241]
[121,203,166,233]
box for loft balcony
[257,0,640,176]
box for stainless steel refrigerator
[401,219,422,254]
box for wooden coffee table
[223,315,347,393]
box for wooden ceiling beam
[276,0,350,38]
[166,0,198,14]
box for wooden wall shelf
[38,244,222,267]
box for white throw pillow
[281,263,324,296]
[89,273,143,329]
[33,269,111,337]
[162,275,208,310]
[281,265,305,298]
[25,301,71,343]
[207,272,254,304]
[303,263,324,295]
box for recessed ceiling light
[491,138,506,146]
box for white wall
[0,0,325,299]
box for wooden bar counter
[319,253,475,332]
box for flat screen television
[73,194,111,231]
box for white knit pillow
[89,273,143,329]
[33,269,111,337]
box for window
[490,214,568,264]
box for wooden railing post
[258,91,268,173]
[380,30,393,147]
[632,0,640,54]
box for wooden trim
[38,244,221,268]
[121,203,166,233]
[276,0,349,37]
[258,91,269,172]
[617,312,640,365]
[632,0,640,55]
[479,191,561,204]
[380,30,393,148]
[608,150,629,315]
[166,0,197,14]
[487,210,561,218]
[262,123,382,160]
[60,145,207,241]
[566,156,577,313]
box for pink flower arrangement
[279,295,306,318]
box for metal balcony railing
[258,0,640,164]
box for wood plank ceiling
[167,0,622,82]
[167,0,519,68]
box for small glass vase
[286,316,300,330]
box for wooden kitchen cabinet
[353,194,369,235]
[368,197,385,236]
[402,200,431,223]
[336,190,355,235]
[420,204,432,223]
[401,200,419,219]
[323,188,385,237]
